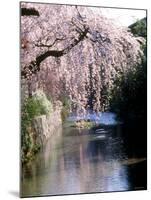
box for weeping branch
[21,26,89,78]
[35,37,66,48]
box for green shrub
[21,90,53,163]
[28,90,52,118]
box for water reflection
[21,124,144,197]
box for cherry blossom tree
[21,2,144,113]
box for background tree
[109,18,147,157]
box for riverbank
[21,93,63,164]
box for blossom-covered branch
[21,3,143,112]
[21,24,89,78]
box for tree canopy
[21,3,144,113]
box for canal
[21,113,146,197]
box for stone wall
[32,102,62,146]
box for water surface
[21,122,146,197]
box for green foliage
[21,90,52,163]
[31,90,53,116]
[109,39,147,157]
[75,120,94,129]
[24,97,47,120]
[110,60,146,120]
[109,17,147,121]
[129,17,147,38]
[64,120,94,129]
[32,143,41,154]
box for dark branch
[75,6,86,22]
[21,8,40,16]
[35,37,66,48]
[21,27,89,79]
[71,18,84,33]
